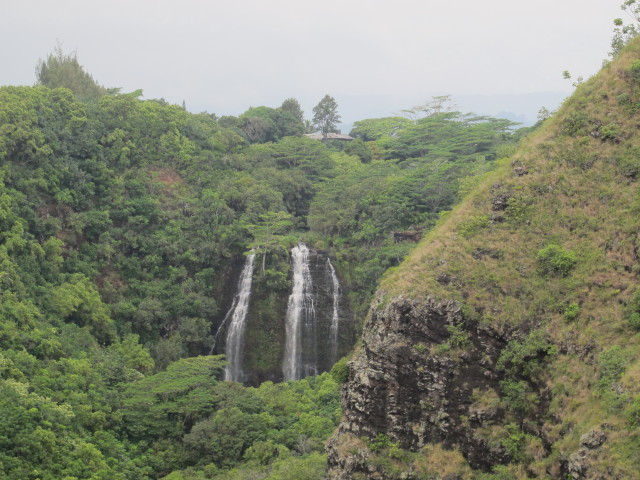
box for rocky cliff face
[327,296,509,478]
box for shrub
[501,423,533,463]
[369,433,392,452]
[563,111,589,136]
[600,123,621,142]
[617,146,640,178]
[330,356,349,384]
[624,287,640,331]
[536,244,577,276]
[629,60,640,83]
[625,395,640,426]
[457,215,490,238]
[500,380,539,417]
[497,330,558,379]
[564,303,580,321]
[617,92,630,105]
[446,324,471,349]
[628,312,640,332]
[412,343,427,353]
[504,195,530,225]
[597,345,629,391]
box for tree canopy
[312,94,340,137]
[36,46,107,99]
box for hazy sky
[0,0,625,124]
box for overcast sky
[0,0,626,124]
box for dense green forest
[0,48,527,479]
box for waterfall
[223,253,256,383]
[283,243,316,381]
[209,296,237,355]
[326,257,341,364]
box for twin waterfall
[217,244,343,384]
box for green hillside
[327,35,640,480]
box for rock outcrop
[327,295,509,478]
[564,428,612,480]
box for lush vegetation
[6,8,640,479]
[0,47,528,479]
[311,97,519,321]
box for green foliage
[624,395,640,426]
[446,323,471,349]
[536,244,577,276]
[263,452,326,480]
[564,303,580,321]
[617,146,640,178]
[280,98,304,122]
[457,215,490,238]
[476,465,526,480]
[500,379,539,418]
[259,268,291,291]
[629,59,640,82]
[122,369,338,475]
[36,46,107,99]
[123,356,225,439]
[600,123,621,142]
[504,194,530,225]
[624,287,640,331]
[597,345,630,391]
[239,105,304,143]
[611,2,640,56]
[330,356,350,383]
[349,116,412,141]
[342,138,373,163]
[413,343,427,353]
[49,273,116,343]
[312,94,340,136]
[243,439,289,465]
[628,312,640,331]
[368,433,392,452]
[378,99,517,164]
[247,210,294,273]
[183,407,272,467]
[497,330,558,380]
[562,111,589,136]
[500,424,535,463]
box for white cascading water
[283,243,316,381]
[326,257,341,364]
[209,296,237,355]
[223,253,256,383]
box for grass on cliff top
[381,36,640,333]
[378,36,640,476]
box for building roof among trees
[304,132,354,141]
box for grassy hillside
[336,36,640,479]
